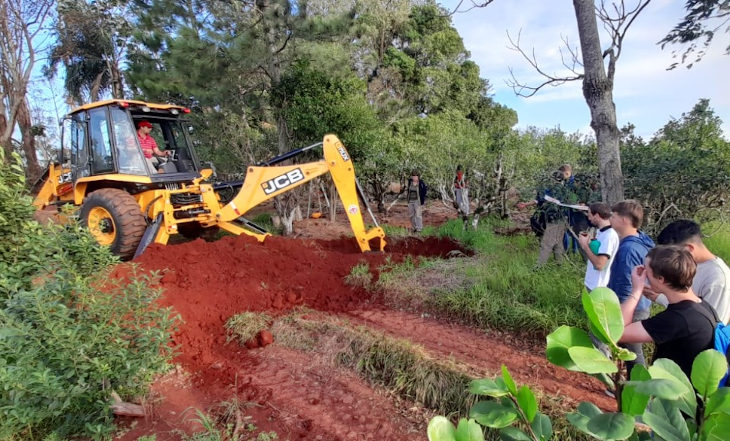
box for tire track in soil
[344,308,616,411]
[244,345,426,441]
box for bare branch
[505,29,582,98]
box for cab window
[88,108,114,174]
[111,108,147,175]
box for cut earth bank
[114,203,612,441]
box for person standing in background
[407,170,427,233]
[454,165,469,219]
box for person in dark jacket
[608,199,655,371]
[407,170,427,233]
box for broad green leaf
[530,412,552,441]
[690,349,727,397]
[622,364,651,416]
[591,372,615,389]
[566,402,603,438]
[428,416,457,441]
[469,378,510,398]
[502,365,517,396]
[649,358,697,416]
[703,413,730,441]
[546,325,593,370]
[470,401,519,429]
[455,418,484,441]
[625,378,688,400]
[616,347,637,362]
[586,412,635,440]
[582,288,624,344]
[516,386,537,422]
[642,398,690,441]
[498,427,531,441]
[705,387,730,416]
[567,346,618,374]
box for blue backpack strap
[695,302,730,386]
[715,323,730,387]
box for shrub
[0,152,178,440]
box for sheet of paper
[543,195,589,211]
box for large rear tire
[80,189,147,260]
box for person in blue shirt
[608,199,655,372]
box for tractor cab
[63,100,202,185]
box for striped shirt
[138,134,158,158]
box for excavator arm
[210,134,385,252]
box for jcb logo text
[262,168,305,195]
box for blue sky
[439,0,729,139]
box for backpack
[697,302,730,387]
[530,210,546,238]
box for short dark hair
[559,164,572,173]
[646,245,696,292]
[611,199,644,229]
[657,219,702,245]
[589,202,611,220]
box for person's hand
[516,202,527,210]
[630,265,647,296]
[578,232,590,248]
[642,286,661,302]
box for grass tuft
[225,312,273,345]
[344,261,373,290]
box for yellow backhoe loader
[33,100,386,259]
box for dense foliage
[0,152,178,440]
[622,99,730,232]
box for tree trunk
[573,0,624,205]
[17,99,42,183]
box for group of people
[533,174,730,379]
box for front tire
[79,189,147,260]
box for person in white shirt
[578,202,620,292]
[653,219,730,324]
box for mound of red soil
[113,234,463,440]
[128,234,466,377]
[113,228,608,440]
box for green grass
[344,261,373,290]
[378,218,587,336]
[225,312,273,345]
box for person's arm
[578,234,609,270]
[516,200,537,209]
[618,265,654,344]
[150,138,170,156]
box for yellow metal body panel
[70,99,187,115]
[215,134,385,252]
[32,163,75,209]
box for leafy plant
[428,288,730,441]
[0,153,178,440]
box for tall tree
[47,0,131,104]
[0,0,53,182]
[474,0,650,205]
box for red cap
[137,120,152,129]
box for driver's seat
[159,161,178,173]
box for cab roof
[69,99,187,115]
